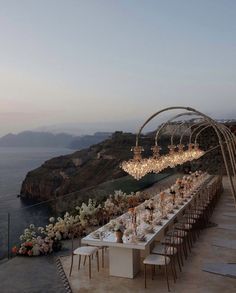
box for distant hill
[33,120,141,135]
[0,131,111,149]
[0,131,74,148]
[69,132,112,149]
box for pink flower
[28,250,33,256]
[12,246,18,254]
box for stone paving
[0,253,66,293]
[60,177,236,293]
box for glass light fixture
[176,144,186,165]
[120,146,149,180]
[120,142,205,180]
[166,144,177,168]
[148,145,165,174]
[192,143,205,160]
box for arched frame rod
[135,106,236,206]
[155,113,236,177]
[179,120,207,145]
[154,112,197,146]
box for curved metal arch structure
[135,106,236,205]
[154,112,236,181]
[154,114,236,178]
[154,112,198,146]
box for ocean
[0,147,73,259]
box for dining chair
[152,241,177,282]
[69,231,100,279]
[162,233,184,271]
[69,242,99,279]
[143,243,171,291]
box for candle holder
[170,189,177,208]
[145,200,155,223]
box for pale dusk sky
[0,0,236,136]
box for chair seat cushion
[187,210,202,215]
[193,210,202,215]
[187,214,200,219]
[167,230,187,237]
[196,206,205,210]
[182,218,196,224]
[143,254,170,265]
[175,230,187,237]
[162,237,183,245]
[74,246,98,256]
[152,243,177,256]
[175,223,192,230]
[183,224,192,230]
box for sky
[0,0,236,136]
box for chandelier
[120,146,150,180]
[120,143,205,180]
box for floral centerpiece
[106,219,125,243]
[145,199,155,222]
[114,222,125,243]
[169,186,176,206]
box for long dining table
[82,174,214,278]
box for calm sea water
[0,147,72,259]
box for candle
[160,191,165,202]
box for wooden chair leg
[144,264,147,288]
[179,245,184,266]
[173,255,178,280]
[187,233,192,252]
[83,255,87,266]
[164,264,170,292]
[78,255,81,270]
[170,258,176,283]
[89,256,91,279]
[176,251,182,272]
[69,254,74,276]
[102,247,104,268]
[96,251,99,272]
[190,231,194,246]
[183,240,188,259]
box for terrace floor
[0,175,235,293]
[60,177,236,293]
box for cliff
[20,131,167,201]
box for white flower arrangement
[78,199,101,227]
[124,228,134,237]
